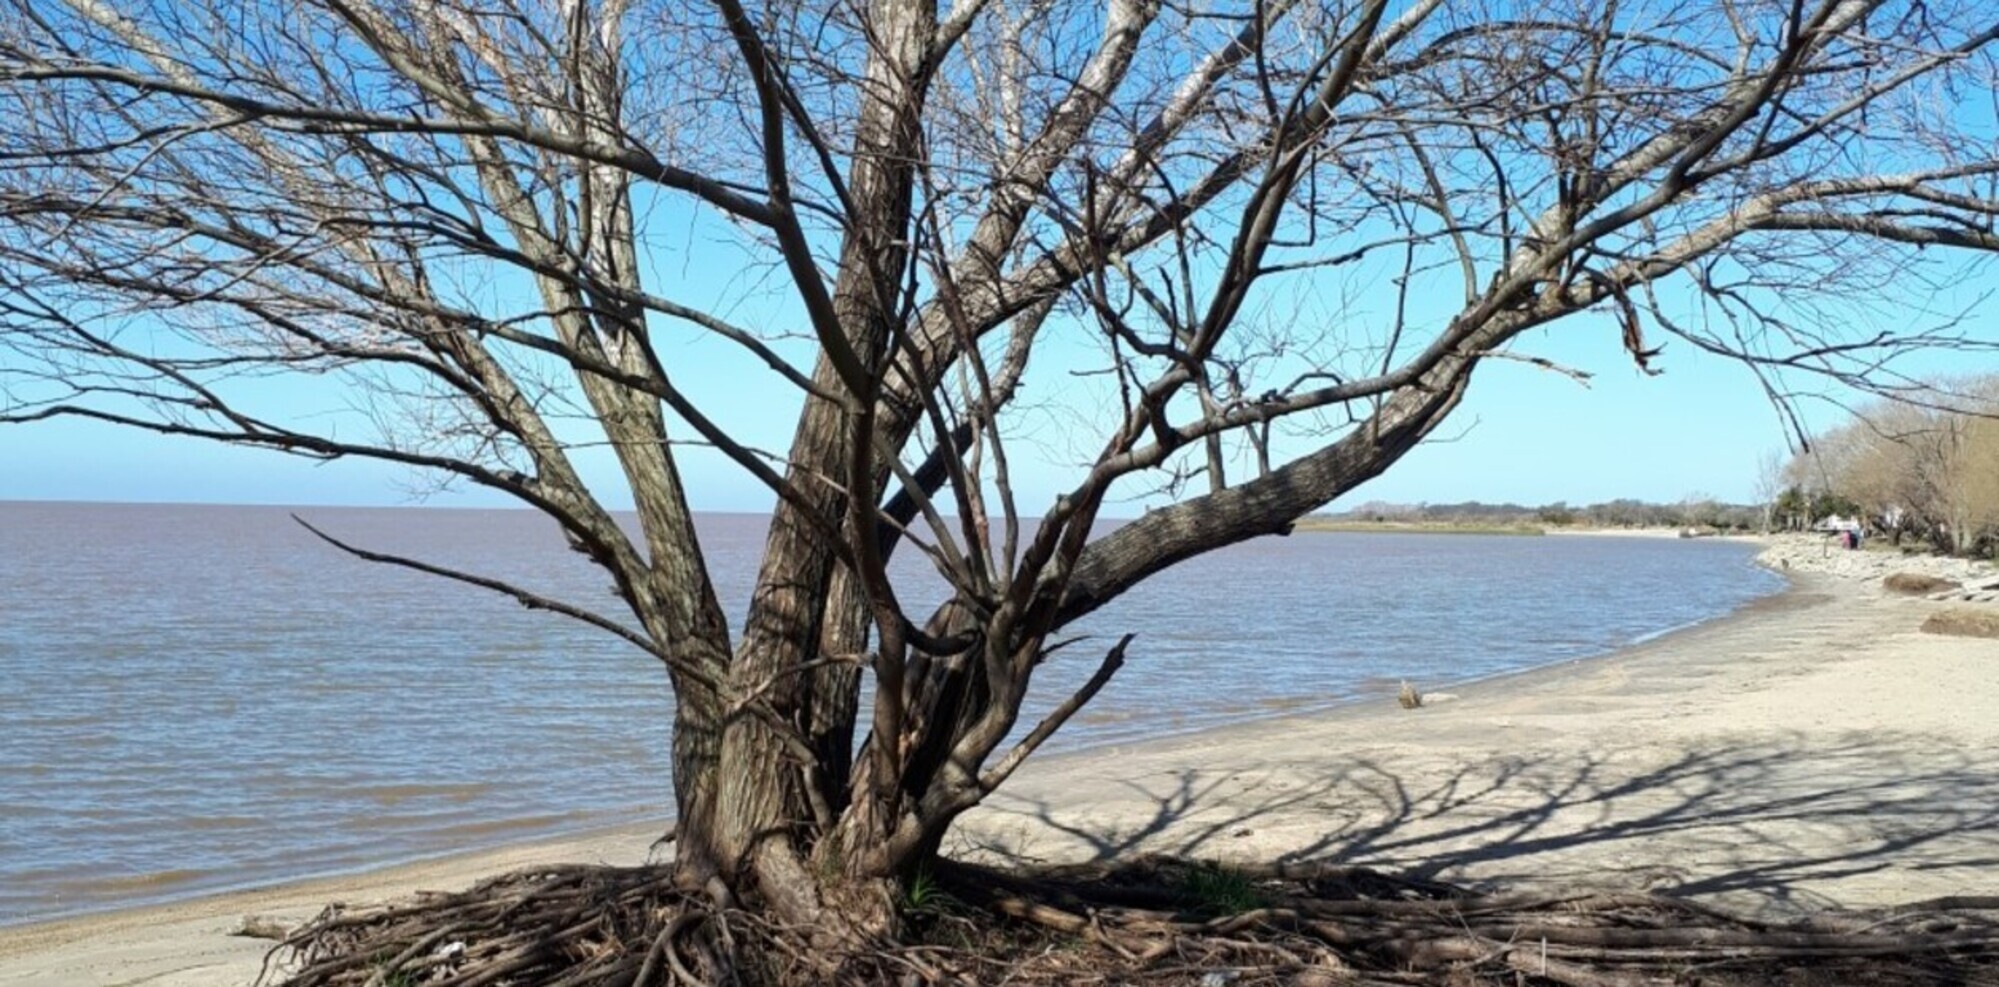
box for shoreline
[993,559,1800,787]
[0,546,1794,980]
[0,807,668,935]
[1026,549,1792,767]
[959,555,1997,917]
[1296,523,1770,541]
[0,822,668,982]
[0,535,1779,936]
[0,593,1787,933]
[9,543,1997,984]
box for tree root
[263,855,1999,986]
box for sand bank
[6,550,1996,985]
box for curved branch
[290,515,723,693]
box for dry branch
[267,857,1999,987]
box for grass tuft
[1179,863,1269,916]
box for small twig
[1469,348,1596,385]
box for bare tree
[1898,382,1999,553]
[6,0,1999,949]
[1802,377,1999,551]
[1752,449,1785,533]
[1818,402,1924,529]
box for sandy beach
[5,539,1997,985]
[965,560,1999,915]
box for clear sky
[11,2,1999,515]
[8,143,1999,515]
[8,283,1993,513]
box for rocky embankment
[1757,533,1999,603]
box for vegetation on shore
[1309,497,1765,535]
[1295,518,1546,536]
[1922,609,1999,639]
[1775,379,1999,558]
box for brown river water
[0,502,1779,924]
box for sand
[0,828,664,986]
[963,564,1999,915]
[6,541,1997,985]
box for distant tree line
[1776,380,1999,556]
[1328,498,1764,531]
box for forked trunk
[659,0,939,939]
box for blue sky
[12,200,1994,514]
[6,294,1978,512]
[8,40,1999,515]
[10,2,1999,516]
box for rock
[1920,608,1999,639]
[1885,572,1961,595]
[1757,534,1998,587]
[1397,680,1422,709]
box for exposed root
[264,856,1999,986]
[262,865,726,987]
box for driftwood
[264,857,1999,987]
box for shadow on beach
[963,731,1999,917]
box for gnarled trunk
[675,0,939,933]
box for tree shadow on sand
[275,732,1999,986]
[959,730,1999,917]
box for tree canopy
[1783,377,1999,551]
[6,0,1999,940]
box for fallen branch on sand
[264,857,1999,986]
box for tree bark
[697,0,938,930]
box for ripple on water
[0,505,1780,925]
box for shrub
[1920,609,1999,638]
[1884,573,1961,595]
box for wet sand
[5,562,1997,985]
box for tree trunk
[669,679,727,889]
[805,562,868,816]
[715,411,854,920]
[678,0,937,935]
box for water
[0,502,1781,924]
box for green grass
[903,866,964,917]
[373,966,419,987]
[1179,863,1269,916]
[904,868,941,909]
